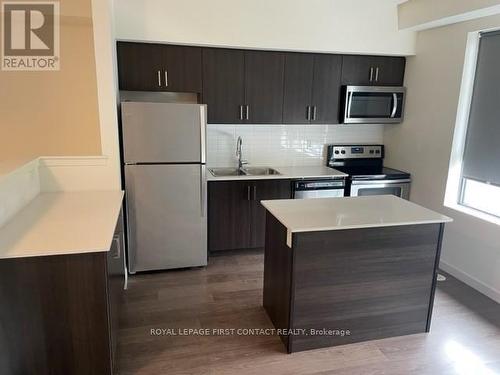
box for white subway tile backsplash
[207,124,384,167]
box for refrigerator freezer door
[122,102,207,164]
[125,164,207,272]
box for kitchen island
[261,195,452,353]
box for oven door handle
[351,179,411,185]
[390,93,398,118]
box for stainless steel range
[327,145,411,199]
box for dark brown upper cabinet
[202,48,246,124]
[203,49,285,124]
[282,53,314,124]
[117,42,406,124]
[311,54,342,124]
[244,50,285,124]
[117,42,163,91]
[117,42,202,93]
[341,55,405,86]
[283,53,342,124]
[162,45,203,93]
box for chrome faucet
[236,136,247,169]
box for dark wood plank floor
[118,250,500,375]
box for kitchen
[1,1,500,374]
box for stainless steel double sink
[209,167,281,177]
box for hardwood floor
[118,250,500,375]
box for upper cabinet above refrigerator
[117,42,202,93]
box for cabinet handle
[253,185,257,201]
[157,70,162,87]
[369,67,374,82]
[245,105,249,120]
[164,70,169,87]
[239,105,244,121]
[306,106,311,121]
[113,235,121,259]
[375,67,379,82]
[247,185,251,201]
[200,165,207,217]
[312,106,317,121]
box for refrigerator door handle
[124,176,137,274]
[200,105,207,164]
[201,165,207,217]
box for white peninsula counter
[261,195,452,353]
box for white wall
[114,0,416,56]
[399,0,500,30]
[207,124,383,167]
[40,0,122,192]
[384,14,500,302]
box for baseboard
[440,260,500,303]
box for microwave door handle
[346,91,353,119]
[391,93,398,118]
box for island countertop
[261,195,452,235]
[0,191,124,259]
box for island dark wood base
[263,213,445,353]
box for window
[446,30,500,222]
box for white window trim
[444,28,500,226]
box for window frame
[444,28,500,226]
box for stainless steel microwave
[342,86,406,124]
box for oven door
[343,86,405,124]
[350,179,411,200]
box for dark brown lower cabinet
[263,213,445,353]
[0,222,124,375]
[208,179,292,252]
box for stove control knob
[341,150,346,155]
[369,150,374,154]
[375,150,381,154]
[334,150,340,155]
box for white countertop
[0,191,124,259]
[261,195,452,237]
[207,165,347,181]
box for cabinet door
[162,45,202,93]
[310,54,342,124]
[342,55,406,86]
[282,53,314,124]
[202,48,245,124]
[341,55,374,86]
[208,181,252,252]
[244,50,285,124]
[117,42,164,91]
[250,180,292,248]
[370,56,406,86]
